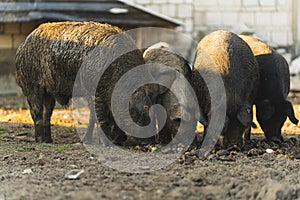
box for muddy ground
[1,95,300,200]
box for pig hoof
[37,137,53,143]
[35,137,43,143]
[43,137,53,143]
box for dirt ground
[1,95,300,200]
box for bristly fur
[239,35,272,56]
[192,30,260,147]
[15,22,122,105]
[15,21,145,143]
[142,42,195,144]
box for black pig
[239,35,298,141]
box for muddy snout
[219,125,251,150]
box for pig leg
[158,127,172,145]
[100,119,127,145]
[202,125,208,141]
[96,102,113,145]
[82,96,96,143]
[42,93,55,143]
[157,116,173,145]
[110,121,127,145]
[243,128,251,141]
[27,92,44,143]
[96,102,127,145]
[107,104,127,145]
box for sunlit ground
[1,105,300,135]
[0,108,90,128]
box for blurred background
[0,0,300,95]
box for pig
[133,42,197,144]
[15,21,148,143]
[239,35,298,141]
[192,30,260,148]
[143,42,196,144]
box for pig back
[15,21,123,98]
[193,30,259,117]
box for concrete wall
[0,21,40,94]
[0,0,298,94]
[131,0,296,49]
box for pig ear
[257,99,274,121]
[237,104,253,127]
[148,64,177,94]
[284,101,298,125]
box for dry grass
[196,105,300,134]
[1,105,300,135]
[0,108,77,127]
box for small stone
[65,169,84,180]
[3,155,10,160]
[161,147,171,154]
[22,168,33,174]
[139,166,150,170]
[266,149,274,154]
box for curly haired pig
[15,21,149,143]
[239,35,298,141]
[192,30,260,148]
[142,42,196,144]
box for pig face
[164,100,193,134]
[129,89,153,127]
[220,104,253,148]
[256,99,298,141]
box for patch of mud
[1,95,300,199]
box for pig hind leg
[42,93,55,143]
[27,91,56,143]
[82,96,96,143]
[27,91,50,143]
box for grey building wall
[131,0,296,50]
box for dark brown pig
[192,30,260,148]
[142,42,196,144]
[15,21,147,144]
